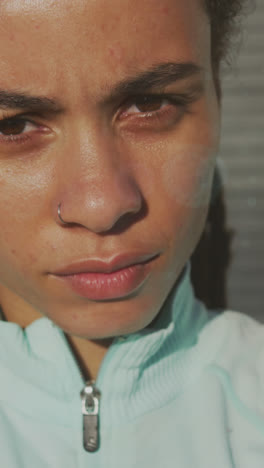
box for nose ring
[57,203,68,225]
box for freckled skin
[161,6,170,15]
[0,0,220,376]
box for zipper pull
[80,381,101,452]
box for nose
[56,133,143,234]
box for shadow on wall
[191,167,234,310]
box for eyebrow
[0,62,203,113]
[104,62,203,103]
[0,90,63,113]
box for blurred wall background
[219,0,264,321]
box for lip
[52,252,158,276]
[50,252,159,301]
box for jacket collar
[0,263,222,425]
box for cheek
[0,226,36,285]
[126,89,220,212]
[131,141,216,214]
[0,167,49,278]
[0,183,32,252]
[130,143,216,268]
[160,144,217,208]
[160,145,216,253]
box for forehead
[0,0,210,99]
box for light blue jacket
[1,264,264,467]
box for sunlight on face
[0,0,220,339]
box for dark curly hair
[205,0,250,92]
[206,0,249,64]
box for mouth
[50,252,159,301]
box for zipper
[80,381,101,452]
[79,336,125,452]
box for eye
[125,95,171,114]
[118,93,190,131]
[0,116,39,143]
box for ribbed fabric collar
[0,264,224,427]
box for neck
[66,334,113,381]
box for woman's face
[0,0,220,339]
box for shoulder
[203,310,264,423]
[207,310,264,368]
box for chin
[46,294,161,340]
